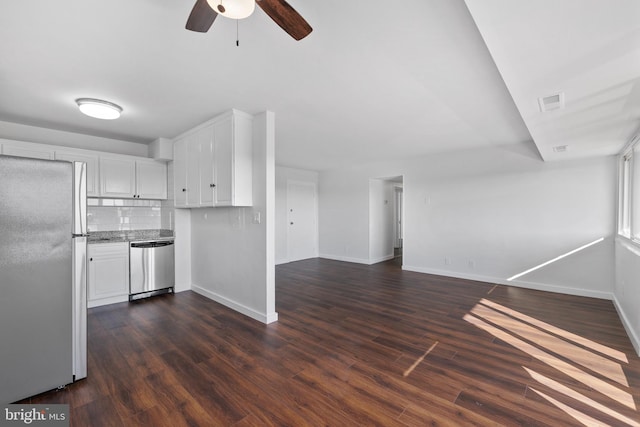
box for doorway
[368,175,403,265]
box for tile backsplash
[88,165,176,232]
[87,198,170,232]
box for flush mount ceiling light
[206,0,255,19]
[75,98,122,120]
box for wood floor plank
[16,257,640,426]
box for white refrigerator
[0,155,88,404]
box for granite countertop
[88,229,174,244]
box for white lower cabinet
[88,242,129,308]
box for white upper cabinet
[173,132,202,207]
[54,150,100,197]
[100,156,167,199]
[173,137,188,207]
[0,138,167,199]
[1,141,54,160]
[173,109,252,208]
[135,160,168,200]
[196,125,215,206]
[99,157,137,198]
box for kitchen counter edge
[88,229,174,244]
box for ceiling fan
[186,0,312,41]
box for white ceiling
[465,0,640,161]
[0,1,637,170]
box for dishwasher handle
[131,241,174,249]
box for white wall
[368,179,395,264]
[614,239,640,355]
[319,171,371,264]
[275,166,319,265]
[174,208,191,293]
[319,142,617,298]
[189,111,277,324]
[0,120,148,157]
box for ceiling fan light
[76,98,122,120]
[207,0,255,19]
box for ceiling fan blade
[186,0,218,33]
[256,0,312,41]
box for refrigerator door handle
[73,162,87,236]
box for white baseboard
[369,254,395,265]
[612,294,640,357]
[191,284,278,324]
[319,254,370,265]
[401,265,613,300]
[88,294,129,309]
[319,253,394,265]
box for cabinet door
[196,125,215,206]
[54,151,100,197]
[186,136,201,207]
[100,157,136,198]
[88,243,129,307]
[2,144,54,160]
[136,160,167,199]
[213,116,234,206]
[173,138,188,207]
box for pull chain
[236,19,240,46]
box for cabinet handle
[210,183,216,188]
[89,258,93,261]
[182,188,187,192]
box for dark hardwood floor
[22,258,640,426]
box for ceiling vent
[538,92,565,112]
[552,145,568,153]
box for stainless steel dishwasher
[129,238,175,300]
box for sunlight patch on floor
[480,299,628,363]
[471,302,628,386]
[403,341,439,378]
[529,387,613,427]
[464,298,637,426]
[524,368,640,427]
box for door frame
[394,185,403,249]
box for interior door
[287,181,318,262]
